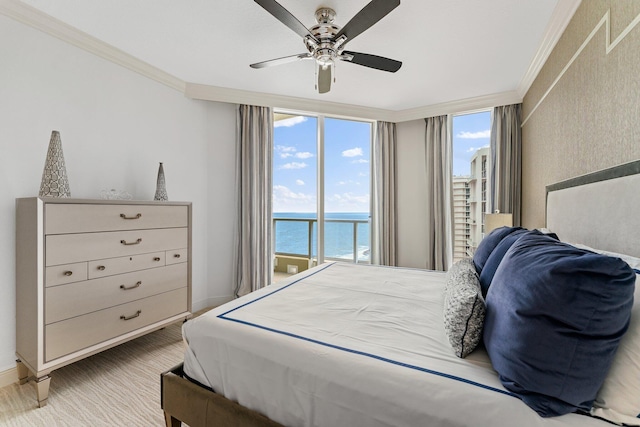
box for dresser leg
[36,375,51,407]
[16,359,29,385]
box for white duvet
[183,262,610,427]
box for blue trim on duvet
[218,262,514,398]
[219,262,337,317]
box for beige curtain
[490,104,522,226]
[233,104,273,297]
[371,121,397,266]
[424,116,454,271]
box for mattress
[182,262,610,427]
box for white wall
[0,15,237,372]
[395,119,428,269]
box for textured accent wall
[521,1,640,227]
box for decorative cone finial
[154,162,168,201]
[39,130,71,198]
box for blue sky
[273,115,371,213]
[273,111,490,213]
[273,115,317,213]
[452,110,491,176]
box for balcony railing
[272,217,370,266]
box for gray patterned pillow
[443,258,486,358]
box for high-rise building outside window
[452,111,492,262]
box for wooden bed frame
[161,159,640,427]
[161,363,283,427]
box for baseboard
[0,366,18,390]
[192,296,233,313]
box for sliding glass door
[322,117,371,263]
[273,112,372,278]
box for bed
[161,160,640,427]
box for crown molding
[186,83,522,123]
[2,0,571,123]
[185,83,399,121]
[0,0,185,92]
[390,91,522,122]
[517,0,582,97]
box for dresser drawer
[166,248,188,265]
[45,287,188,362]
[45,263,187,324]
[45,228,188,266]
[16,197,192,393]
[45,203,188,234]
[88,251,165,279]
[45,262,88,287]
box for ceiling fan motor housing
[306,8,342,68]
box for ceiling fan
[250,0,402,94]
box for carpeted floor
[0,320,187,427]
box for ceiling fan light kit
[251,0,402,94]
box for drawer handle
[120,213,142,220]
[63,271,73,276]
[120,238,142,246]
[174,254,181,259]
[97,265,106,271]
[120,310,141,321]
[120,281,142,290]
[153,257,161,262]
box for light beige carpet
[0,321,186,426]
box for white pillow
[590,270,640,425]
[536,227,555,235]
[568,243,640,270]
[600,250,640,270]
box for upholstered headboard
[546,160,640,258]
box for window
[272,112,372,277]
[452,111,492,262]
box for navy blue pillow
[472,226,524,274]
[478,229,560,295]
[483,233,636,417]
[478,228,532,295]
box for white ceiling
[8,0,580,119]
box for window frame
[273,108,375,265]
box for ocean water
[273,212,370,262]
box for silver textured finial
[153,162,168,201]
[39,130,71,198]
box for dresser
[15,197,192,407]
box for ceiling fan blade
[254,0,319,43]
[335,0,400,43]
[317,66,331,94]
[342,51,402,72]
[250,53,312,69]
